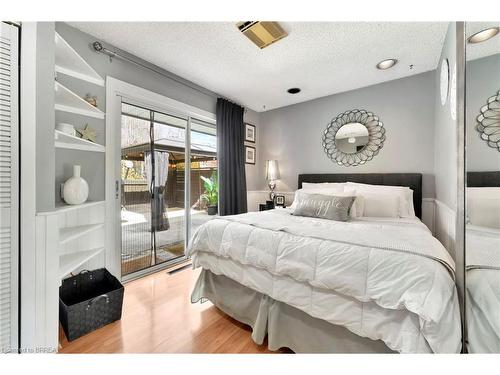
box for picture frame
[245,145,256,165]
[275,194,285,207]
[245,123,256,143]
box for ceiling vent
[237,21,288,49]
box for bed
[188,173,462,353]
[466,172,500,353]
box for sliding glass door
[120,102,216,278]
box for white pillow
[467,187,500,229]
[360,191,400,218]
[302,182,347,190]
[346,182,415,218]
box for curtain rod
[92,40,222,100]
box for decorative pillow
[291,191,355,222]
[346,182,414,218]
[290,188,362,217]
[358,191,400,218]
[289,187,343,212]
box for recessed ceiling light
[376,59,398,70]
[468,27,499,44]
[287,88,301,94]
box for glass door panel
[189,118,218,243]
[120,104,154,276]
[152,111,188,263]
[119,102,216,278]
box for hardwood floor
[59,265,285,353]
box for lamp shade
[265,160,280,181]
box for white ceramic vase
[63,165,89,205]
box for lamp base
[268,180,277,201]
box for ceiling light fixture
[468,27,500,44]
[376,59,398,70]
[287,88,301,94]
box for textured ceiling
[69,22,450,112]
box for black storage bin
[59,268,124,341]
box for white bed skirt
[191,269,394,353]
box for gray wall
[254,71,437,198]
[433,23,458,210]
[54,22,260,206]
[36,23,56,212]
[466,54,500,171]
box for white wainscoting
[433,199,457,259]
[246,191,456,258]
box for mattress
[187,208,461,353]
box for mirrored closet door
[465,22,500,353]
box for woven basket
[59,268,124,341]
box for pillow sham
[467,187,500,229]
[357,191,400,218]
[291,191,355,222]
[346,182,415,218]
[301,182,347,190]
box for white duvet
[187,209,461,353]
[466,225,500,353]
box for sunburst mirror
[322,109,386,167]
[476,90,500,151]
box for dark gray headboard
[298,173,423,219]
[467,171,500,187]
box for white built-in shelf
[55,32,105,87]
[59,247,104,279]
[55,129,105,152]
[59,223,105,245]
[37,200,106,216]
[54,81,105,119]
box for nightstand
[259,201,275,211]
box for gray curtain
[216,98,247,215]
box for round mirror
[334,122,369,154]
[322,109,386,167]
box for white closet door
[0,22,19,353]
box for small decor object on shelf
[76,124,97,143]
[245,145,256,165]
[476,90,500,151]
[84,94,98,107]
[62,165,89,205]
[275,194,286,207]
[265,160,280,200]
[245,123,256,143]
[56,122,76,136]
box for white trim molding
[433,199,457,259]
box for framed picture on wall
[245,146,256,165]
[245,123,256,143]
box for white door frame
[105,77,216,280]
